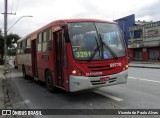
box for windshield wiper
[88,34,118,61]
[88,23,118,61]
[99,34,118,59]
[88,45,100,61]
[88,36,101,62]
[102,41,118,59]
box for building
[115,14,135,47]
[128,21,160,62]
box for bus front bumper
[69,70,128,92]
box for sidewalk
[0,65,5,110]
[0,65,33,118]
[0,65,12,110]
[129,61,160,69]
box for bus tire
[45,70,55,92]
[22,65,27,79]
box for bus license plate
[100,77,110,82]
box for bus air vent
[88,65,114,72]
[109,77,117,83]
[90,80,106,85]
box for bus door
[54,30,67,87]
[31,39,38,77]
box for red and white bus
[16,19,128,92]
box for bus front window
[68,22,126,60]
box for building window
[134,30,142,38]
[147,29,158,36]
[149,49,159,61]
[134,49,142,61]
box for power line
[15,0,20,13]
[8,0,20,28]
[0,0,4,11]
[11,0,13,13]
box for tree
[7,34,21,56]
[0,33,21,64]
[0,35,4,64]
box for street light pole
[3,15,32,66]
[7,15,33,32]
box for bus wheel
[45,70,55,92]
[22,66,27,79]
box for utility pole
[4,0,8,66]
[2,0,16,66]
[0,28,2,35]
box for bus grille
[88,65,114,72]
[90,77,117,85]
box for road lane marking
[129,77,160,83]
[94,91,123,102]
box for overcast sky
[0,0,160,37]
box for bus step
[34,77,39,81]
[55,85,65,90]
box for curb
[129,65,160,69]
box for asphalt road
[4,67,160,118]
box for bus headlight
[72,70,77,75]
[125,64,128,69]
[123,64,128,71]
[70,66,83,76]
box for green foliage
[7,33,20,48]
[0,35,4,64]
[0,33,21,62]
[7,48,16,56]
[0,35,4,55]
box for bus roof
[18,18,115,42]
[17,36,27,43]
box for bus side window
[37,33,42,52]
[25,38,31,53]
[42,29,52,52]
[17,42,21,54]
[47,41,52,51]
[46,29,52,51]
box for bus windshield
[68,22,126,60]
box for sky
[0,0,160,37]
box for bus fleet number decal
[75,51,91,58]
[110,63,122,67]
